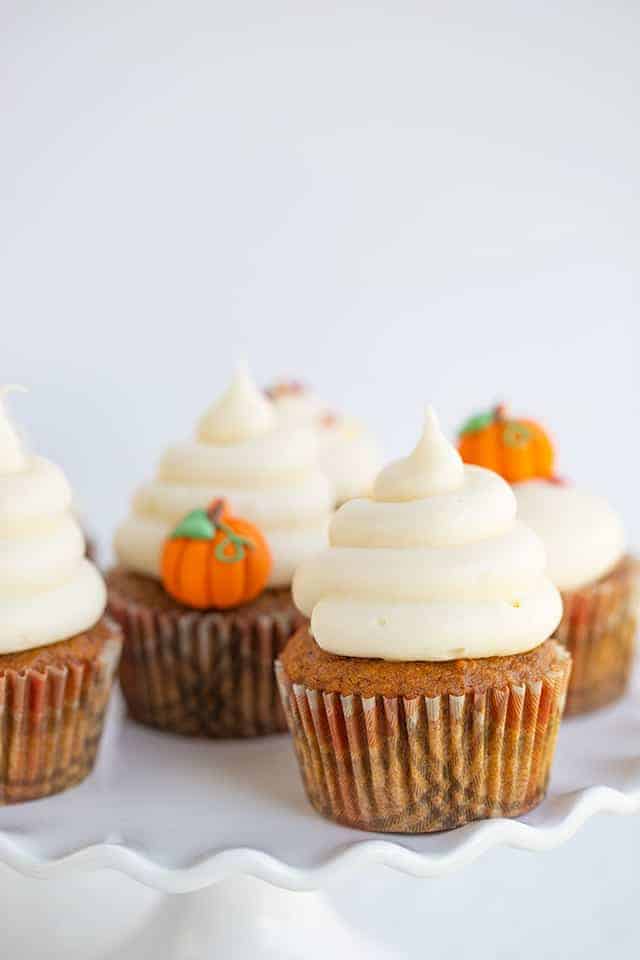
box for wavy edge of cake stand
[0,782,638,958]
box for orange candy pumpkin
[161,499,271,610]
[457,404,554,483]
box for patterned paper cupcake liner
[109,591,305,738]
[276,645,571,833]
[0,627,122,805]
[555,556,639,716]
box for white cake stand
[1,672,639,959]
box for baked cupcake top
[115,367,331,588]
[293,407,562,661]
[457,404,625,591]
[0,389,106,653]
[266,381,381,505]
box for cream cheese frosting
[115,367,332,588]
[0,389,106,654]
[513,481,625,592]
[267,383,381,505]
[293,407,562,661]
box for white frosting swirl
[115,367,331,588]
[0,390,106,654]
[513,480,625,592]
[293,407,562,661]
[269,385,381,505]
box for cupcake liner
[0,627,122,805]
[109,590,305,738]
[555,556,639,716]
[275,645,571,833]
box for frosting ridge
[0,391,106,653]
[293,407,562,661]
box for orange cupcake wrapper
[0,628,122,805]
[276,645,571,833]
[109,590,305,738]
[555,556,639,715]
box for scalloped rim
[0,783,638,891]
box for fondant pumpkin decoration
[161,499,271,609]
[457,404,554,483]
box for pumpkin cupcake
[458,404,637,715]
[277,408,569,833]
[265,381,381,506]
[0,389,122,804]
[108,366,331,737]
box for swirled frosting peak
[199,365,275,445]
[293,407,562,661]
[0,386,28,474]
[374,406,464,502]
[115,366,331,588]
[0,390,106,654]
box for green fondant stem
[170,509,215,540]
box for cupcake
[265,381,381,506]
[277,408,569,833]
[0,390,121,804]
[458,404,637,715]
[108,366,331,737]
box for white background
[1,1,639,957]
